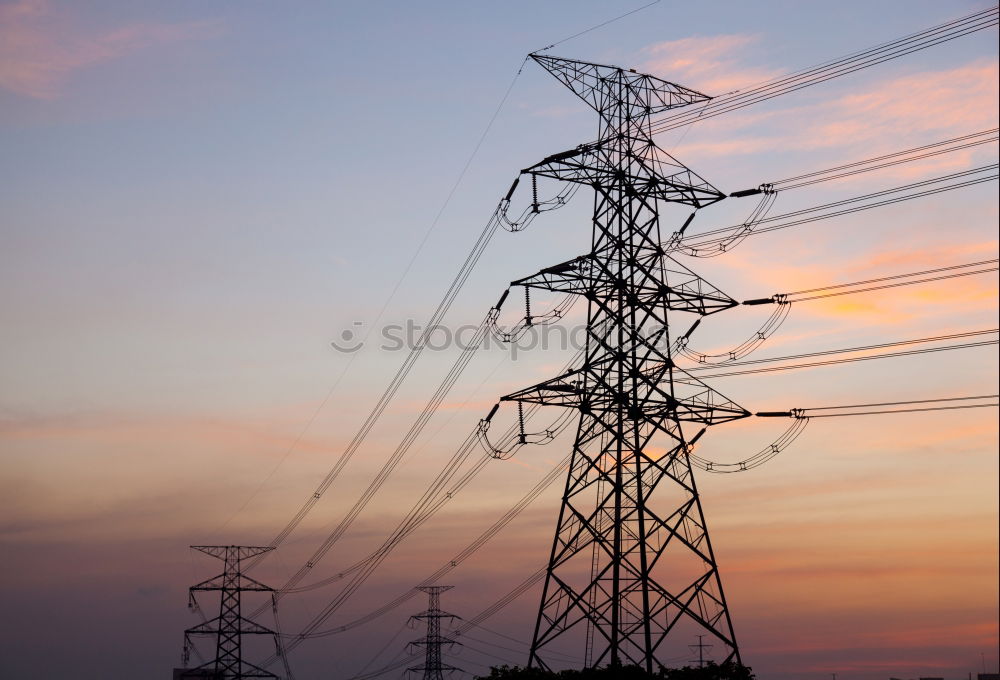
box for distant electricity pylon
[180,546,281,680]
[494,54,749,671]
[407,586,461,680]
[689,635,713,668]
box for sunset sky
[1,1,997,679]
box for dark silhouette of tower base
[408,585,461,680]
[498,54,750,671]
[180,545,282,680]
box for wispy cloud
[641,34,780,95]
[714,238,999,323]
[811,60,1000,145]
[0,0,221,99]
[672,58,1000,171]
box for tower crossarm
[190,573,275,592]
[191,545,273,561]
[501,364,749,427]
[409,634,460,646]
[185,615,277,637]
[510,253,737,314]
[530,53,712,119]
[523,143,725,208]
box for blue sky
[1,1,997,679]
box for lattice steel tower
[498,55,750,671]
[407,585,461,680]
[181,545,281,679]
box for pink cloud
[668,57,999,186]
[0,0,221,99]
[641,34,781,95]
[813,60,1000,142]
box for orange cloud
[864,621,999,648]
[712,237,999,324]
[847,239,999,273]
[408,398,497,413]
[0,412,341,457]
[865,418,998,451]
[0,0,221,99]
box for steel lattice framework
[182,546,280,680]
[498,54,751,671]
[407,586,461,680]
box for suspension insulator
[504,177,520,202]
[539,147,585,165]
[531,174,539,213]
[678,211,697,236]
[688,427,708,446]
[682,318,702,340]
[495,289,510,310]
[542,261,577,275]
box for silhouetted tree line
[475,661,755,680]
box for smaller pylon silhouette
[407,585,461,680]
[689,635,713,668]
[179,545,281,680]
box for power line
[263,314,495,588]
[802,394,999,411]
[775,258,999,301]
[256,235,596,597]
[690,164,997,242]
[346,569,547,680]
[275,454,569,642]
[787,267,998,302]
[533,0,662,54]
[645,6,999,136]
[256,363,586,642]
[691,338,997,380]
[698,395,1000,474]
[690,417,810,474]
[675,166,998,253]
[765,128,999,190]
[804,403,1000,418]
[258,218,500,559]
[680,261,996,365]
[688,328,998,373]
[759,164,994,224]
[255,352,595,660]
[246,49,545,558]
[220,53,534,544]
[757,395,1000,419]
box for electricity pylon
[498,54,750,671]
[407,586,461,680]
[181,545,281,679]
